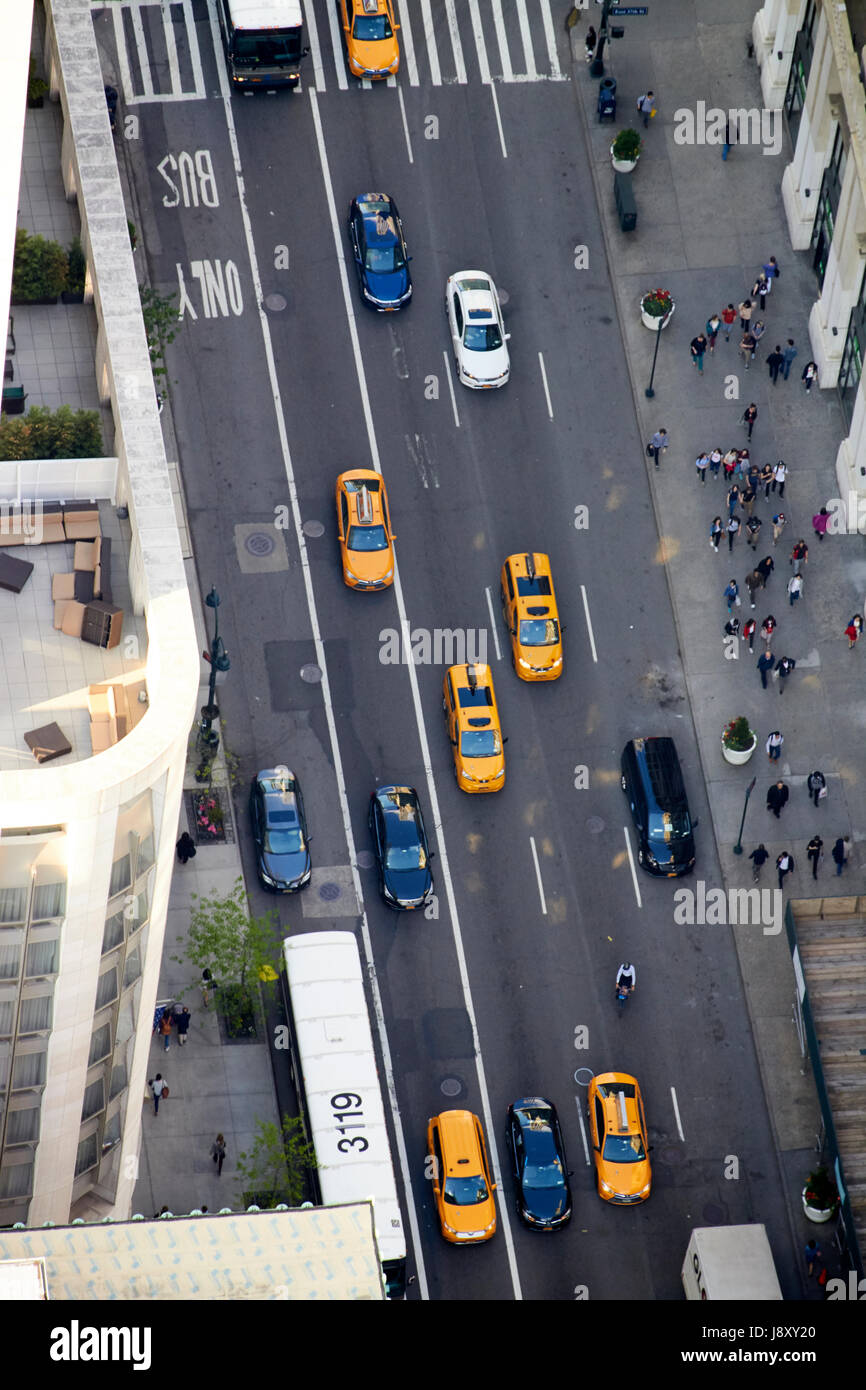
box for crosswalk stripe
[302,0,328,91]
[160,1,184,96]
[490,0,513,82]
[515,0,537,80]
[444,0,467,84]
[396,0,420,86]
[539,0,563,80]
[184,0,206,96]
[466,0,491,84]
[418,0,442,86]
[108,2,137,102]
[130,1,155,97]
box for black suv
[621,737,696,876]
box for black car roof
[629,737,686,806]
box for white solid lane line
[490,82,508,159]
[308,88,523,1301]
[538,351,553,419]
[485,586,502,661]
[624,826,643,908]
[324,0,349,90]
[574,1095,591,1166]
[301,0,326,92]
[397,86,414,164]
[443,350,461,428]
[207,4,428,1298]
[671,1087,685,1142]
[529,836,548,916]
[580,583,598,663]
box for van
[620,736,696,876]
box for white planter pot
[802,1188,836,1224]
[640,299,675,330]
[721,735,756,765]
[611,146,639,173]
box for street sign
[611,6,649,13]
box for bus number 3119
[331,1092,369,1152]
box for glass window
[0,1160,33,1199]
[18,997,51,1034]
[32,881,66,921]
[6,1107,39,1144]
[95,968,119,1011]
[82,1077,105,1121]
[115,997,135,1047]
[88,1023,112,1067]
[0,1000,14,1037]
[137,834,155,876]
[25,939,58,977]
[123,946,141,990]
[0,942,20,980]
[74,1133,98,1177]
[102,910,125,954]
[109,1060,127,1100]
[102,1109,121,1154]
[0,888,27,924]
[109,855,132,898]
[12,1051,46,1088]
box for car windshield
[443,1174,489,1206]
[463,322,503,352]
[365,245,404,274]
[519,618,560,646]
[347,523,388,551]
[459,729,501,757]
[523,1161,566,1189]
[264,828,304,855]
[353,14,392,40]
[385,844,426,870]
[648,809,691,841]
[602,1132,647,1163]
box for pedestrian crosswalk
[94,0,568,106]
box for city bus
[218,0,307,91]
[280,931,407,1298]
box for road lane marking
[485,586,502,660]
[489,82,508,158]
[324,0,349,89]
[301,0,326,91]
[529,836,547,916]
[538,351,553,419]
[671,1087,685,1142]
[624,826,643,907]
[574,1095,591,1165]
[308,84,523,1300]
[580,583,598,663]
[444,0,467,83]
[515,0,537,79]
[397,85,414,163]
[466,0,491,84]
[491,0,513,81]
[419,0,442,85]
[443,349,461,428]
[539,0,564,80]
[395,0,419,86]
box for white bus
[218,0,307,91]
[281,931,407,1298]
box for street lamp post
[732,775,757,856]
[590,0,611,76]
[199,586,230,748]
[645,308,672,398]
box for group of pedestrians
[688,261,819,387]
[751,829,850,889]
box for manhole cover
[356,851,375,869]
[300,664,323,684]
[318,881,342,902]
[245,531,275,557]
[264,293,287,311]
[303,520,325,538]
[440,1076,463,1098]
[497,287,510,305]
[586,816,605,834]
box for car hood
[384,864,432,905]
[649,834,695,870]
[460,753,505,785]
[351,36,399,71]
[463,343,510,381]
[345,545,393,583]
[600,1156,652,1198]
[365,266,410,304]
[447,1194,497,1237]
[522,1181,572,1225]
[263,847,310,887]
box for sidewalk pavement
[570,3,857,1293]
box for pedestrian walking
[649,428,668,467]
[690,334,708,373]
[776,850,795,889]
[724,616,740,637]
[726,515,741,550]
[726,483,741,517]
[736,448,751,479]
[767,781,789,818]
[709,516,723,551]
[752,321,767,352]
[211,1134,227,1176]
[782,338,798,379]
[708,446,722,479]
[745,568,763,607]
[807,835,824,880]
[760,462,774,500]
[749,843,769,881]
[723,448,739,480]
[812,507,830,542]
[772,512,787,545]
[802,360,818,391]
[832,836,851,876]
[766,730,784,762]
[742,483,757,517]
[722,117,736,160]
[845,615,863,648]
[738,298,753,331]
[176,1006,191,1046]
[787,574,803,607]
[772,460,788,496]
[741,403,758,439]
[804,1239,823,1279]
[790,537,808,572]
[706,313,721,352]
[760,615,776,644]
[807,770,827,807]
[756,554,775,585]
[695,451,709,483]
[763,255,781,283]
[723,579,740,613]
[757,649,775,688]
[636,92,655,128]
[584,25,596,62]
[742,618,757,652]
[774,655,796,693]
[745,516,761,550]
[159,1010,172,1052]
[149,1073,167,1116]
[739,330,757,368]
[767,345,785,383]
[721,303,736,340]
[752,273,770,311]
[176,831,196,864]
[200,968,214,1008]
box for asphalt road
[100,0,800,1300]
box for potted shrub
[11,228,69,304]
[61,237,86,303]
[640,287,675,330]
[27,57,48,108]
[802,1167,839,1224]
[611,128,642,172]
[721,716,757,765]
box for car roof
[592,1074,643,1132]
[505,554,557,618]
[626,737,686,804]
[374,786,421,834]
[435,1110,484,1168]
[355,193,399,243]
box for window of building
[31,881,66,922]
[74,1133,98,1177]
[0,888,27,924]
[101,1109,121,1155]
[0,1000,14,1037]
[5,1105,39,1145]
[115,996,135,1047]
[18,996,52,1035]
[109,855,132,898]
[123,946,142,990]
[11,1051,46,1089]
[0,1158,34,1199]
[102,909,125,954]
[0,941,21,980]
[82,1077,105,1122]
[138,834,155,875]
[109,1059,127,1101]
[88,1023,112,1067]
[95,967,119,1012]
[25,938,59,978]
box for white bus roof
[282,932,405,1266]
[226,0,303,29]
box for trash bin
[614,171,637,232]
[597,77,617,123]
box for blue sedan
[348,193,412,311]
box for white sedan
[445,271,510,389]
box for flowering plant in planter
[640,288,673,318]
[612,128,642,162]
[194,792,224,837]
[803,1167,839,1213]
[722,717,755,752]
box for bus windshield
[234,28,303,67]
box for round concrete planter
[722,734,757,765]
[802,1189,836,1224]
[611,146,639,173]
[640,299,675,330]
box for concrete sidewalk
[570,3,858,1289]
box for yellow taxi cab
[335,469,395,590]
[427,1109,497,1244]
[500,552,563,681]
[341,0,400,80]
[587,1072,652,1205]
[442,663,506,793]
